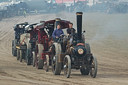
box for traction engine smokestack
[76,12,83,41]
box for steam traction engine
[51,12,98,78]
[12,22,28,57]
[32,22,52,70]
[12,22,38,65]
[22,23,38,65]
[32,19,70,71]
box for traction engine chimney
[76,12,83,41]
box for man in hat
[67,22,76,35]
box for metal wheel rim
[90,56,97,78]
[32,52,36,67]
[44,55,49,72]
[52,56,56,72]
[64,58,68,75]
[91,59,95,76]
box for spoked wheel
[12,40,17,56]
[32,51,36,67]
[12,40,14,55]
[37,59,44,69]
[52,43,62,75]
[35,44,44,69]
[63,55,71,78]
[26,48,32,65]
[90,56,98,78]
[44,55,49,72]
[17,49,20,60]
[19,50,23,62]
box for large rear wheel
[90,56,98,78]
[44,55,49,72]
[12,40,17,56]
[36,44,44,69]
[63,55,71,78]
[52,43,62,75]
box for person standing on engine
[67,22,76,35]
[67,23,76,46]
[52,24,64,41]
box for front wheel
[17,49,20,60]
[44,55,49,72]
[37,59,44,69]
[90,56,98,78]
[26,48,32,65]
[19,50,23,62]
[63,55,71,78]
[32,51,36,67]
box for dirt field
[0,12,128,85]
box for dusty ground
[0,12,128,85]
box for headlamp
[78,48,84,55]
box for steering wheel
[57,34,67,43]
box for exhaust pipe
[76,12,83,41]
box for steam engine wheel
[63,55,71,78]
[52,43,62,75]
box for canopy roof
[35,19,70,30]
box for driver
[67,22,76,36]
[67,23,76,45]
[52,24,64,41]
